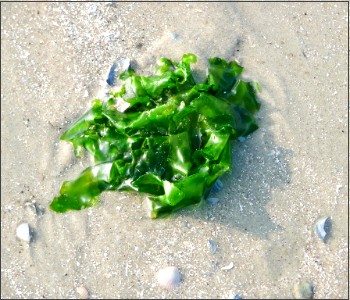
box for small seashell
[207,197,219,205]
[156,266,182,289]
[208,239,217,253]
[211,179,224,193]
[221,262,234,271]
[169,32,180,41]
[228,294,243,300]
[106,58,130,86]
[16,223,31,243]
[292,281,314,299]
[315,216,332,242]
[76,285,89,299]
[106,64,117,86]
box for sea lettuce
[50,54,260,218]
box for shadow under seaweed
[174,99,293,239]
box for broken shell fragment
[221,262,234,270]
[292,281,314,299]
[156,266,182,289]
[16,223,31,243]
[315,216,332,242]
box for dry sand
[1,2,348,299]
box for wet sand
[1,2,348,299]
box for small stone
[16,223,31,242]
[292,281,314,299]
[76,285,89,299]
[208,239,217,254]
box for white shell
[156,266,182,289]
[315,216,332,242]
[76,285,89,299]
[221,262,234,270]
[16,223,31,242]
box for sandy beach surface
[1,2,348,299]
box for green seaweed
[50,54,260,218]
